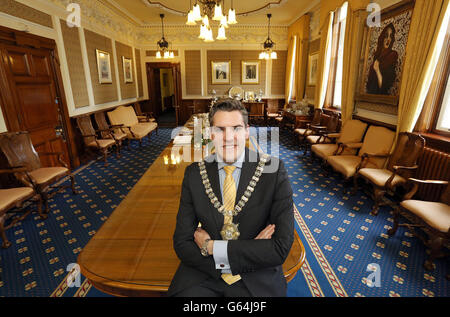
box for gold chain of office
[198,153,269,240]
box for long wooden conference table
[78,117,305,296]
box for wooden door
[0,29,72,168]
[172,63,182,126]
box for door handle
[55,125,66,141]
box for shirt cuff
[213,240,231,271]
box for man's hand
[255,224,275,239]
[194,227,213,255]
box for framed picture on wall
[96,49,112,84]
[355,0,414,106]
[211,61,231,84]
[122,57,133,83]
[241,61,260,84]
[307,53,319,86]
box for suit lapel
[235,149,258,221]
[204,159,224,236]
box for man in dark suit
[168,99,294,297]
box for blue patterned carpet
[0,127,448,297]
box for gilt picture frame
[122,56,133,83]
[211,61,231,84]
[355,0,414,106]
[241,60,260,84]
[96,49,112,84]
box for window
[324,2,348,109]
[415,16,450,138]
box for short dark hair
[208,99,248,126]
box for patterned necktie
[221,166,242,285]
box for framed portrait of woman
[355,0,414,106]
[211,61,231,84]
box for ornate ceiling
[102,0,319,26]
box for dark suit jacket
[167,148,294,297]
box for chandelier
[259,13,277,60]
[156,14,174,59]
[186,0,237,42]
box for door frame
[146,62,182,126]
[0,25,77,167]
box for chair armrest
[361,152,390,159]
[110,124,124,128]
[403,178,448,200]
[0,166,28,174]
[37,152,68,169]
[325,133,341,139]
[393,165,419,171]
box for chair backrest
[338,119,368,144]
[76,115,96,145]
[266,99,279,114]
[133,102,143,116]
[248,103,264,116]
[387,132,425,174]
[94,112,112,139]
[325,112,341,133]
[441,184,450,205]
[108,106,138,127]
[0,131,41,171]
[359,125,396,168]
[311,108,322,125]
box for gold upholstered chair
[0,131,77,219]
[326,125,396,181]
[107,106,158,147]
[388,179,449,271]
[294,108,322,146]
[94,111,129,151]
[354,132,425,215]
[311,119,368,163]
[303,112,341,156]
[0,167,38,248]
[76,115,120,166]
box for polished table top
[78,116,305,296]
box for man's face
[211,110,249,163]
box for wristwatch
[201,239,211,257]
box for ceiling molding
[286,0,320,26]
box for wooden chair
[133,102,157,125]
[0,131,77,219]
[94,111,129,151]
[76,115,120,166]
[247,103,265,125]
[266,99,282,126]
[355,133,425,215]
[326,125,396,181]
[303,112,341,156]
[388,179,449,271]
[294,108,322,146]
[0,167,38,248]
[311,119,368,163]
[107,106,158,147]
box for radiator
[415,147,450,201]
